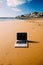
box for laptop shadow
[27,40,39,43]
[27,40,39,48]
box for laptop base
[14,43,28,48]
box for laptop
[14,33,28,48]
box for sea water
[0,18,29,21]
[0,18,16,21]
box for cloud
[7,0,32,7]
[12,8,21,12]
[0,0,3,6]
[0,0,3,3]
[7,0,32,12]
[0,0,3,2]
[7,0,26,7]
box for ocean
[0,18,29,21]
[0,18,16,21]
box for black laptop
[14,33,28,48]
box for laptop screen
[17,33,27,40]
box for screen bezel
[17,33,27,40]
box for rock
[15,12,43,19]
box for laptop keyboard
[17,40,27,44]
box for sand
[0,18,43,65]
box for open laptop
[14,33,28,48]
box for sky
[0,0,43,17]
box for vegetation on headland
[15,12,43,19]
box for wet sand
[0,18,43,65]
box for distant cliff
[15,12,43,19]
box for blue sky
[0,0,43,17]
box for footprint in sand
[38,22,43,26]
[1,64,3,65]
[8,63,12,65]
[5,52,9,55]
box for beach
[0,18,43,65]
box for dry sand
[0,18,43,65]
